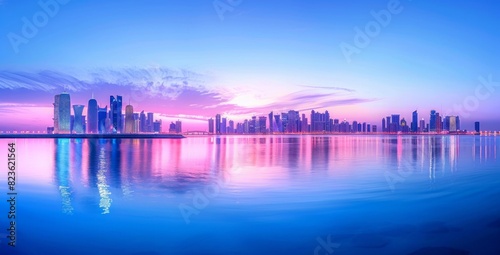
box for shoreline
[0,133,185,139]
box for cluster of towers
[382,110,462,133]
[51,92,168,134]
[208,110,378,135]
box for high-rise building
[72,105,85,134]
[221,118,227,134]
[228,120,234,134]
[456,116,461,131]
[53,93,71,134]
[385,116,391,132]
[147,112,154,132]
[401,118,409,133]
[208,118,214,134]
[411,110,418,133]
[419,118,426,132]
[124,104,135,134]
[110,95,123,133]
[140,111,147,132]
[475,122,480,133]
[382,118,386,132]
[98,106,108,134]
[391,115,400,132]
[175,120,182,133]
[436,112,442,133]
[449,116,457,132]
[215,114,221,134]
[259,116,267,133]
[87,98,98,134]
[430,110,437,132]
[153,120,162,133]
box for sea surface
[0,135,499,255]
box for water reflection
[47,135,499,214]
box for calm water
[1,135,499,255]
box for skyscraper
[430,110,437,132]
[98,106,108,134]
[110,95,123,133]
[208,118,214,134]
[87,98,98,134]
[176,120,182,133]
[382,118,386,132]
[215,114,221,134]
[475,122,480,133]
[391,115,400,132]
[259,116,267,133]
[140,111,147,132]
[411,110,418,133]
[221,118,227,134]
[124,104,135,134]
[72,105,85,134]
[147,112,154,132]
[54,93,71,134]
[419,118,426,132]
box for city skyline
[1,91,484,134]
[1,1,499,131]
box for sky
[0,0,499,131]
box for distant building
[53,93,71,134]
[391,115,400,132]
[72,105,85,134]
[475,122,480,133]
[215,114,221,134]
[175,120,182,133]
[430,110,437,132]
[419,118,426,132]
[147,112,154,132]
[208,118,214,134]
[110,95,123,133]
[46,127,54,134]
[169,122,176,133]
[140,111,147,132]
[221,118,227,134]
[124,104,135,134]
[97,106,108,134]
[153,120,162,133]
[411,110,418,132]
[87,98,98,133]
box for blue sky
[0,0,499,131]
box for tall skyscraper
[124,104,135,134]
[228,120,234,134]
[175,120,182,133]
[98,106,108,134]
[419,118,426,132]
[430,110,437,132]
[54,93,71,134]
[87,98,98,134]
[382,118,386,132]
[411,110,418,133]
[215,114,221,134]
[146,112,154,132]
[259,116,267,133]
[386,116,391,132]
[221,118,227,134]
[110,95,123,133]
[72,105,85,134]
[140,111,147,132]
[475,122,480,133]
[208,118,214,134]
[391,115,400,132]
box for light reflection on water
[0,135,499,255]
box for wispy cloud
[298,85,356,93]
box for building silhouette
[72,105,85,134]
[54,93,71,134]
[110,95,123,133]
[124,104,135,134]
[87,98,98,133]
